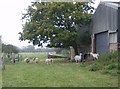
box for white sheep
[24,57,30,63]
[45,58,53,65]
[34,57,39,64]
[74,53,82,63]
[90,52,99,60]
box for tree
[2,44,19,53]
[19,2,94,54]
[20,45,35,52]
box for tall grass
[2,59,118,87]
[88,51,119,76]
[2,52,119,87]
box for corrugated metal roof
[100,2,120,9]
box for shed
[92,2,120,55]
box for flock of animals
[24,57,53,64]
[74,52,99,63]
[1,52,99,70]
[10,52,99,64]
[11,57,54,65]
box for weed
[89,63,101,71]
[105,63,117,70]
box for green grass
[2,52,119,87]
[19,52,48,60]
[87,51,119,76]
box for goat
[45,58,53,65]
[90,52,99,60]
[74,53,83,63]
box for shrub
[101,69,110,74]
[79,63,87,67]
[101,69,118,76]
[89,63,101,71]
[105,63,118,70]
[98,52,118,63]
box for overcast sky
[0,0,119,48]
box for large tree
[19,1,94,54]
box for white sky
[0,0,119,48]
[0,0,33,48]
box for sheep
[90,52,99,60]
[34,57,39,64]
[45,58,53,65]
[74,53,83,63]
[24,57,30,63]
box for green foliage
[88,63,101,71]
[105,63,118,70]
[87,52,119,76]
[2,44,19,53]
[19,2,94,54]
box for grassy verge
[86,51,119,76]
[2,52,118,87]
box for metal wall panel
[118,7,120,43]
[108,7,118,32]
[109,32,117,43]
[118,7,120,51]
[92,2,118,34]
[96,31,109,55]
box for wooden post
[69,46,75,61]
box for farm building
[91,2,120,55]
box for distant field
[19,52,48,60]
[2,52,119,87]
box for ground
[1,52,119,87]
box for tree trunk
[73,45,79,55]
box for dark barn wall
[92,2,118,34]
[92,4,109,34]
[118,7,120,51]
[96,31,109,55]
[92,2,119,54]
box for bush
[98,52,118,63]
[87,51,119,76]
[79,63,87,67]
[101,69,110,74]
[105,63,118,70]
[89,63,101,71]
[101,69,118,76]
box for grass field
[2,52,119,87]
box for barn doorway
[95,31,109,55]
